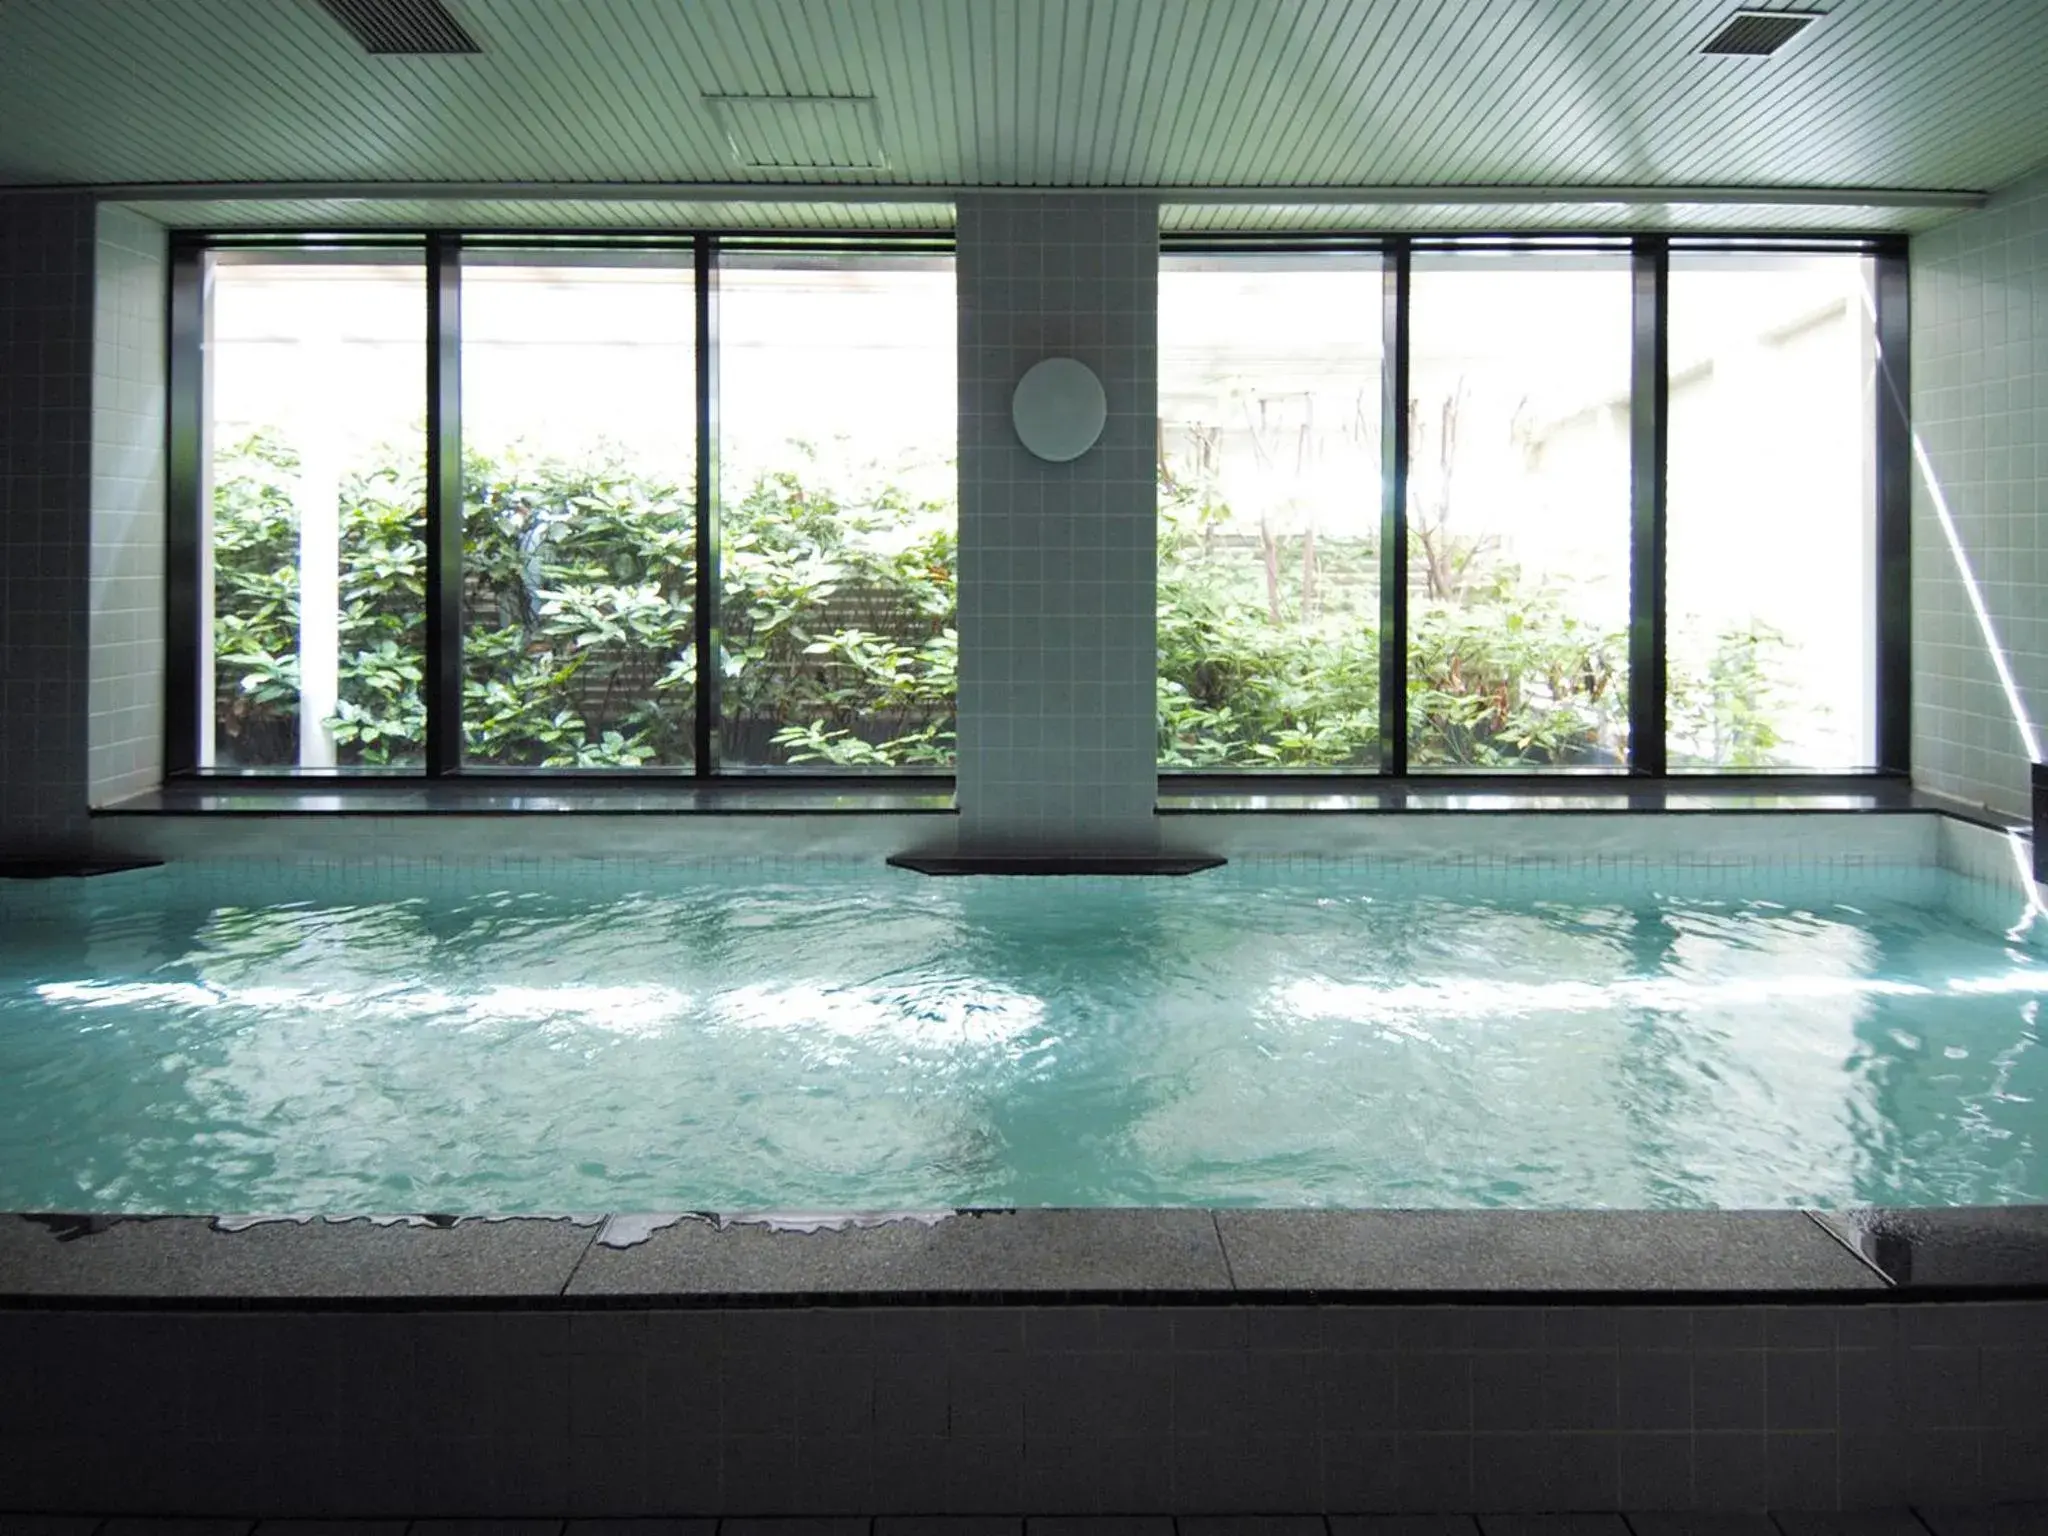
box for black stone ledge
[95,773,2026,830]
[11,1204,2046,1310]
[1158,777,2001,821]
[888,854,1225,875]
[1812,1205,2048,1290]
[99,777,959,816]
[0,857,163,879]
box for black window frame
[164,224,1909,789]
[163,227,957,785]
[1156,229,1912,787]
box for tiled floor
[4,1513,2045,1536]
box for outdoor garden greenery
[210,431,956,769]
[209,432,1793,771]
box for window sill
[102,779,959,815]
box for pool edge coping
[7,1205,2048,1307]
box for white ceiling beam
[8,179,1989,209]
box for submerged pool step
[0,856,163,879]
[888,853,1227,875]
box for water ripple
[0,867,2042,1212]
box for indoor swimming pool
[1,857,2044,1216]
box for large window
[459,252,696,768]
[1157,256,1384,768]
[1158,239,1894,778]
[717,254,957,770]
[183,232,1895,784]
[1666,252,1879,769]
[201,249,426,769]
[183,238,954,777]
[1405,252,1634,771]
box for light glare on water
[1,863,2043,1214]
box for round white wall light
[1011,357,1107,463]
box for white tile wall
[0,193,97,858]
[1169,808,1942,867]
[88,204,167,807]
[955,194,1160,855]
[1910,163,2048,817]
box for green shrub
[207,433,1789,774]
[1667,623,1797,768]
[1158,475,1788,770]
[208,432,955,769]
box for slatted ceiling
[116,197,957,231]
[1157,201,1949,235]
[8,0,2048,213]
[1387,1,1492,179]
[1237,2,1353,186]
[1653,9,1883,185]
[706,97,888,172]
[1353,3,1463,182]
[1669,3,1988,186]
[1517,4,1670,185]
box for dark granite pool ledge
[97,773,2018,825]
[97,783,961,816]
[8,1205,2048,1306]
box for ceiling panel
[115,197,956,231]
[1159,201,1949,235]
[6,0,2046,232]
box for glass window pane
[459,252,697,768]
[1666,252,1878,769]
[1157,255,1385,769]
[715,253,957,771]
[203,251,426,769]
[1406,252,1634,771]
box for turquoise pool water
[1,861,2044,1215]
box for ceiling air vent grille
[1700,9,1819,55]
[315,0,480,55]
[705,96,889,172]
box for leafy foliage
[1405,569,1626,769]
[209,428,1791,774]
[1159,471,1790,770]
[720,467,957,767]
[1667,623,1796,768]
[208,432,955,769]
[1157,481,1382,767]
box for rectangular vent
[316,0,480,54]
[1700,9,1819,55]
[705,96,889,172]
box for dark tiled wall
[3,1300,2044,1515]
[0,194,97,857]
[955,195,1160,856]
